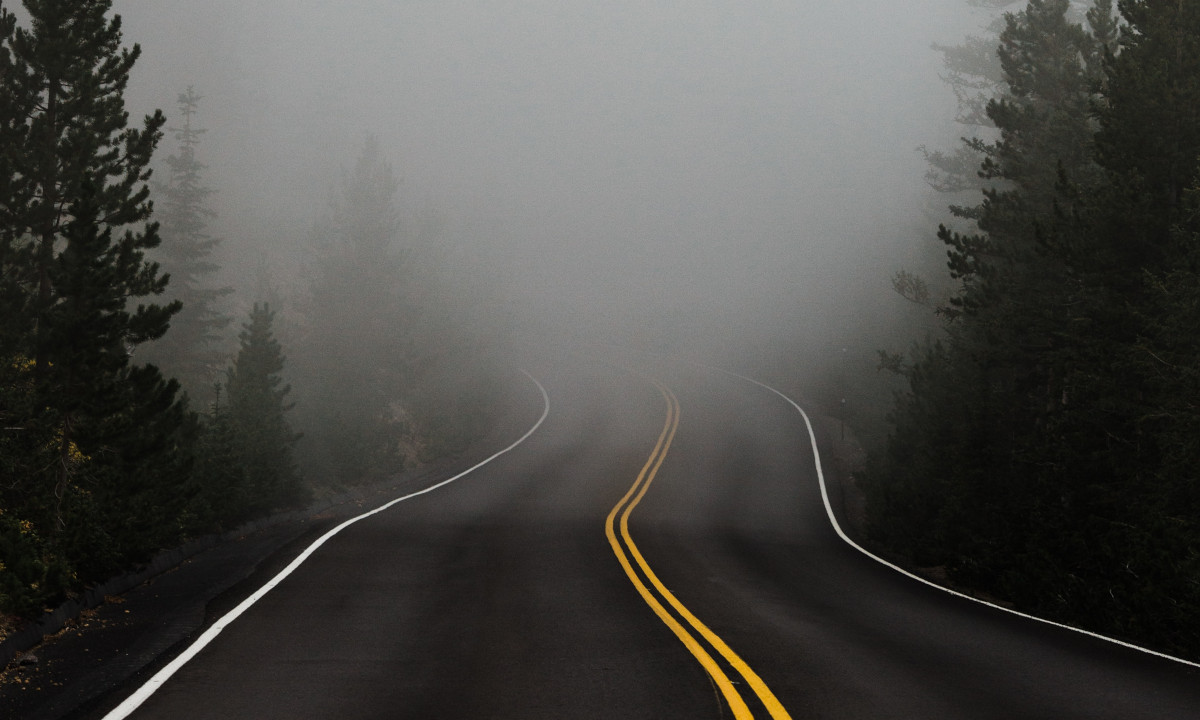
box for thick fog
[110,0,980,371]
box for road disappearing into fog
[99,356,1200,719]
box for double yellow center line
[604,381,792,719]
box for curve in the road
[605,378,792,720]
[102,370,552,720]
[732,370,1200,672]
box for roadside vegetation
[0,1,501,627]
[4,0,1197,669]
[867,0,1200,660]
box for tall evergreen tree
[293,136,410,484]
[942,0,1107,314]
[0,3,27,352]
[871,0,1200,658]
[0,0,180,541]
[140,87,232,404]
[225,303,304,514]
[870,0,1115,601]
[0,3,31,481]
[1088,0,1200,652]
[901,1,1018,314]
[1095,0,1200,267]
[923,4,1013,199]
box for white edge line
[103,370,551,719]
[722,369,1200,671]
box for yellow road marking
[606,381,792,719]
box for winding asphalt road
[95,356,1200,718]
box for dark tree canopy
[869,0,1200,660]
[0,0,180,524]
[0,0,187,613]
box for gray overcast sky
[110,0,981,354]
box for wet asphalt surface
[4,355,1199,719]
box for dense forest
[867,0,1200,660]
[0,1,498,621]
[2,0,1198,668]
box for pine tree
[293,136,410,484]
[0,0,181,537]
[1065,0,1200,487]
[870,0,1200,658]
[869,0,1117,596]
[225,303,304,514]
[988,0,1104,201]
[902,1,1018,314]
[0,3,31,479]
[184,385,245,528]
[942,0,1107,310]
[1084,0,1200,654]
[923,6,1012,198]
[140,87,232,404]
[1095,0,1200,260]
[0,3,27,348]
[913,0,1109,452]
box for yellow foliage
[66,441,88,465]
[37,430,92,466]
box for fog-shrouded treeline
[4,0,1197,668]
[0,1,503,621]
[866,0,1200,661]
